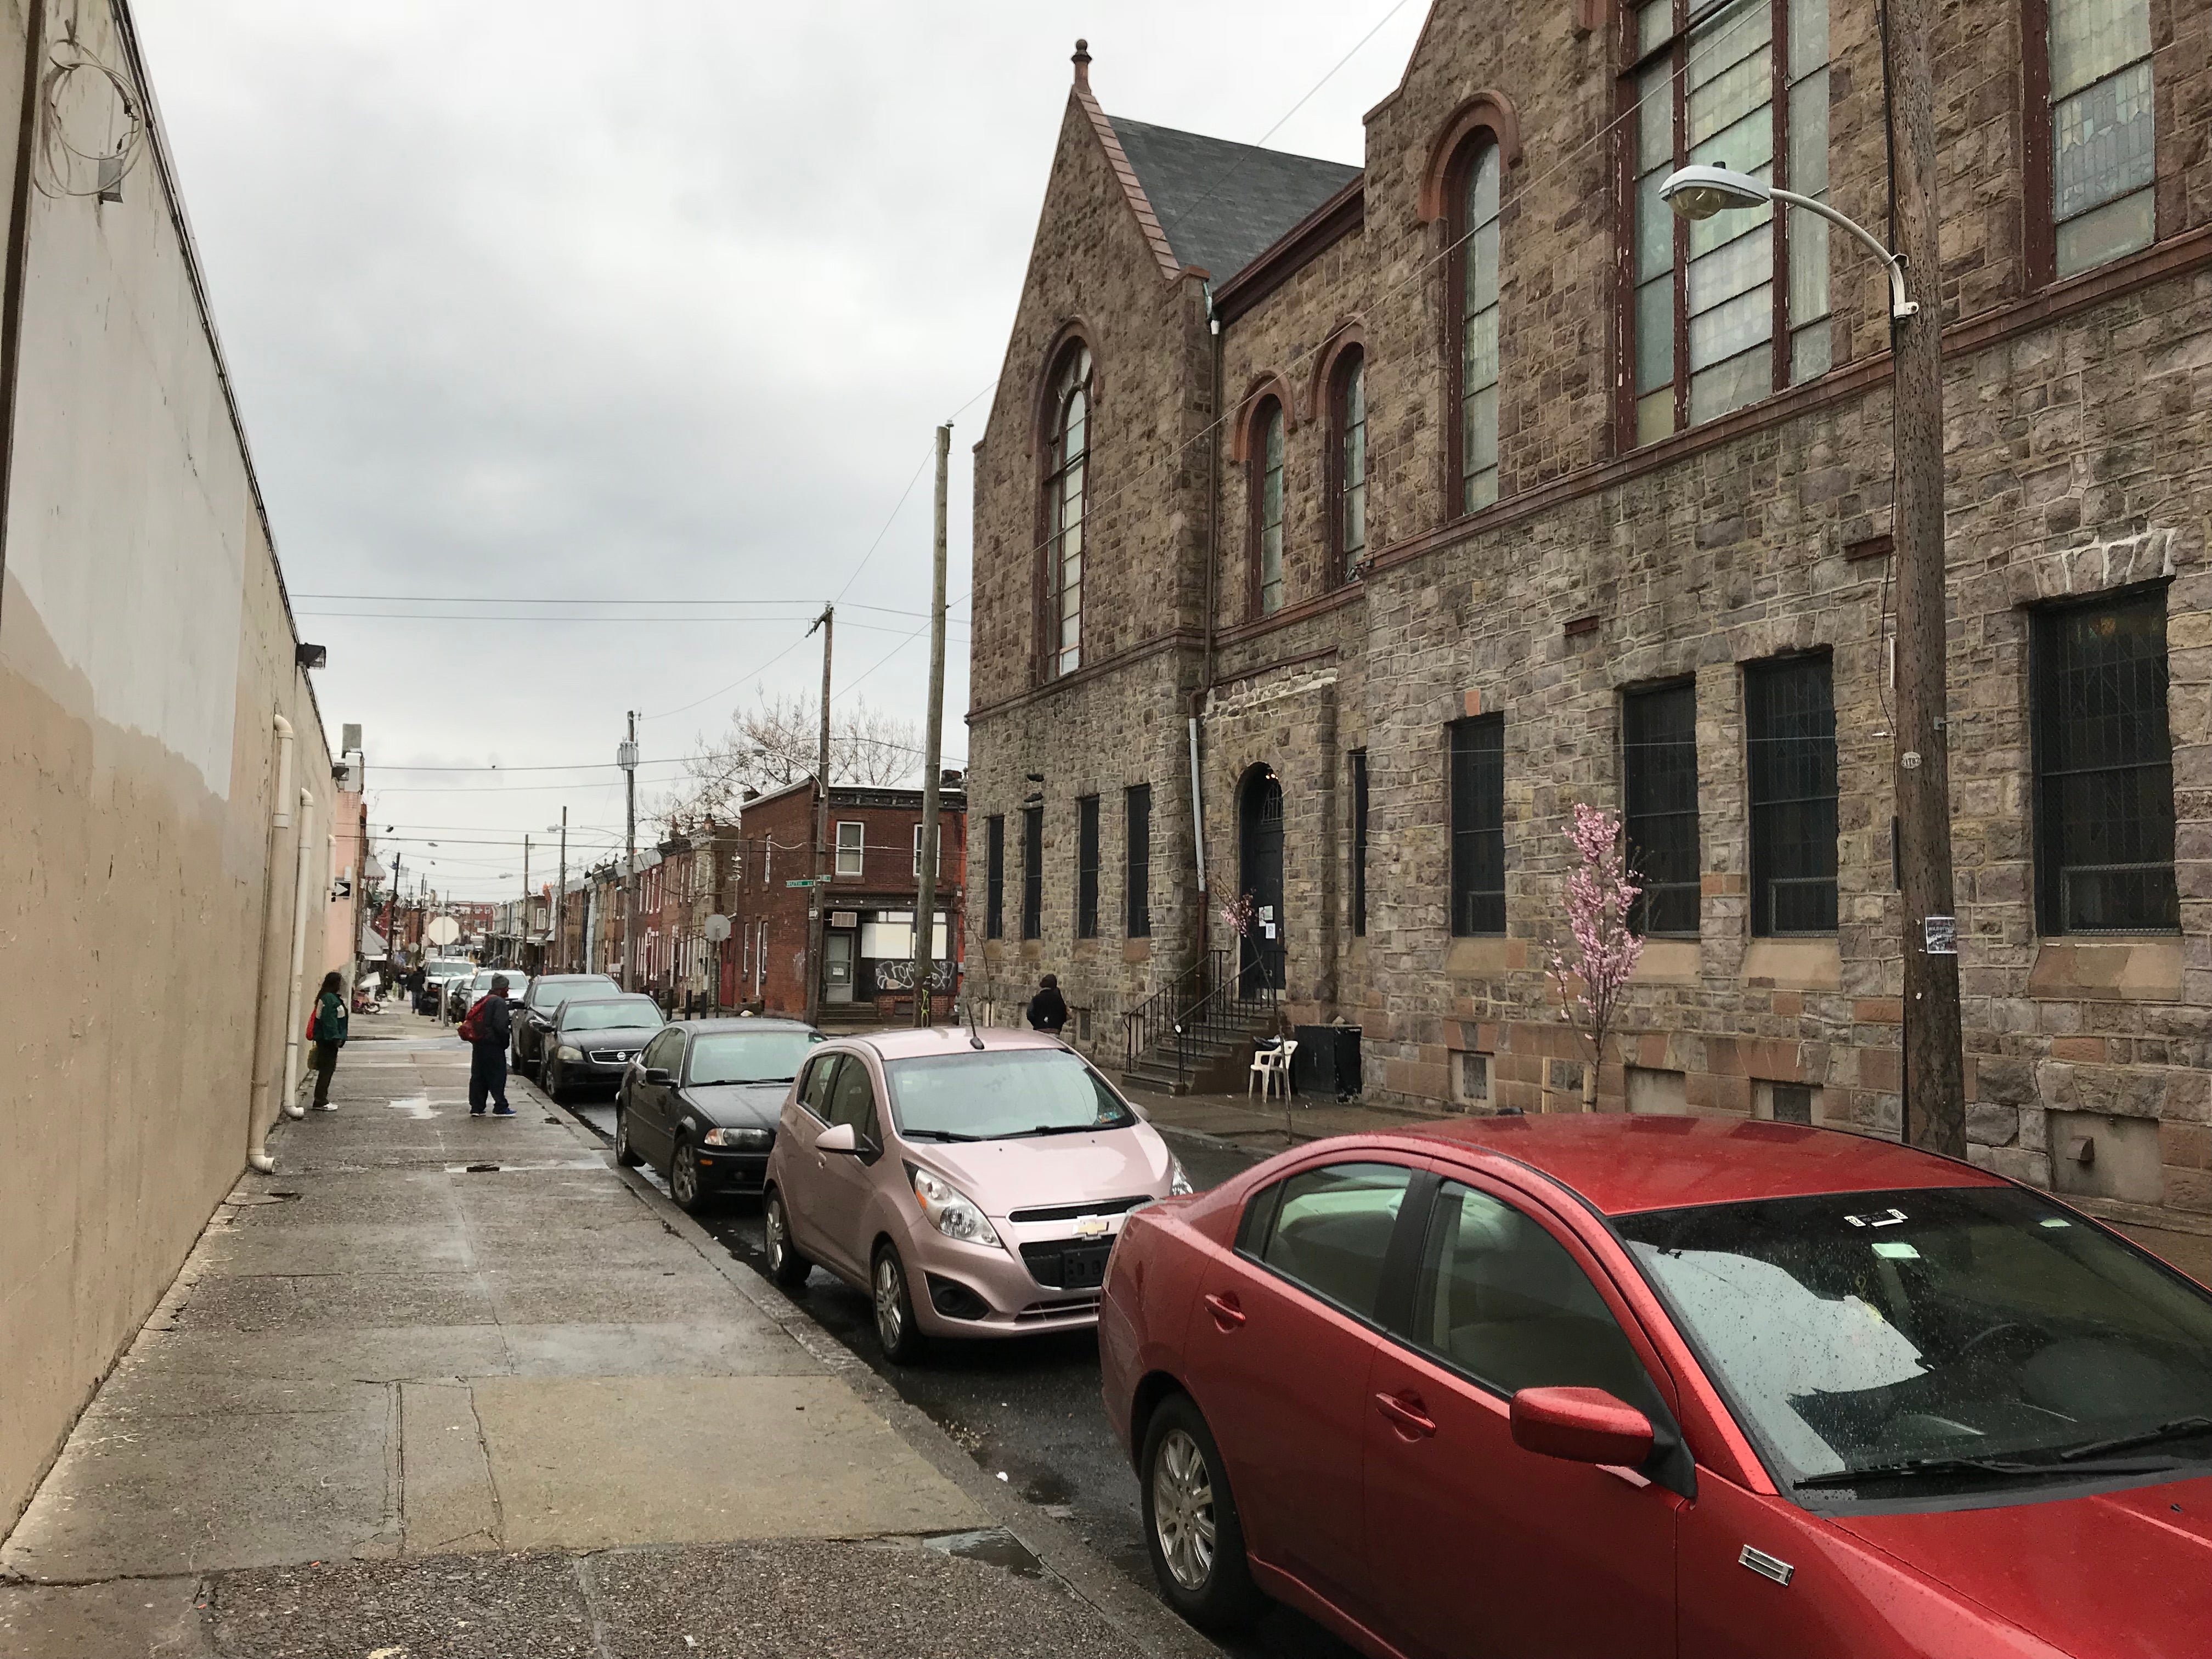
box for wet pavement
[569,1094,1361,1659]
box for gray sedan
[540,995,666,1103]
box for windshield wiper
[2056,1415,2212,1463]
[1796,1451,2177,1489]
[904,1128,982,1142]
[708,1077,795,1086]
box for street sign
[425,916,460,946]
[785,878,818,888]
[704,913,731,943]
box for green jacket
[313,990,349,1045]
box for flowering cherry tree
[1547,804,1644,1111]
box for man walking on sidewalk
[466,973,515,1117]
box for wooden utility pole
[1884,0,1965,1156]
[912,424,952,1026]
[804,607,834,1026]
[521,834,531,969]
[621,712,639,992]
[555,806,568,973]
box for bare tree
[652,690,919,834]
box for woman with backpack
[307,970,349,1111]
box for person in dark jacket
[1026,973,1069,1035]
[309,970,349,1110]
[469,974,515,1116]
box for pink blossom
[1547,804,1644,1091]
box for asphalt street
[568,1093,1360,1659]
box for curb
[529,1081,1220,1659]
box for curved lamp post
[1658,164,1917,321]
[1658,156,1965,1156]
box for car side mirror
[1510,1387,1654,1469]
[644,1067,675,1086]
[815,1122,862,1155]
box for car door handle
[1202,1292,1246,1331]
[1375,1390,1437,1439]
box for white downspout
[246,715,295,1172]
[280,785,315,1120]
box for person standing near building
[1026,973,1068,1035]
[466,973,515,1116]
[308,970,349,1110]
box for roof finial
[1071,38,1091,93]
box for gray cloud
[131,0,1423,895]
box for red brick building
[729,780,967,1023]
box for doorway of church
[1237,764,1285,998]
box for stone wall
[967,1,2212,1227]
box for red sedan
[1099,1115,2212,1657]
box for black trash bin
[1291,1025,1362,1099]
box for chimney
[1071,38,1091,93]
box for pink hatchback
[761,1027,1189,1360]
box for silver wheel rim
[874,1254,905,1350]
[673,1149,695,1205]
[614,1112,628,1158]
[767,1199,787,1268]
[1153,1428,1217,1592]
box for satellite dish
[704,913,732,943]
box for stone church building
[964,1,2212,1229]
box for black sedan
[540,995,665,1103]
[511,972,619,1078]
[614,1018,823,1214]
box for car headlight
[907,1164,1001,1246]
[556,1045,583,1062]
[703,1126,772,1149]
[1168,1158,1193,1197]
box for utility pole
[1882,3,1963,1158]
[521,833,531,970]
[620,713,639,992]
[556,806,568,973]
[912,424,951,1026]
[804,607,834,1027]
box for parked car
[614,1017,825,1213]
[1099,1113,2212,1655]
[414,957,475,1015]
[762,1028,1190,1362]
[459,968,531,1017]
[511,973,619,1077]
[539,994,665,1103]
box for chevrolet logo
[1073,1216,1110,1238]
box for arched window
[1251,398,1286,616]
[1451,139,1501,514]
[1043,342,1092,678]
[1331,348,1367,579]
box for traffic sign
[785,878,819,888]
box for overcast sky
[133,0,1427,900]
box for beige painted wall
[0,0,340,1530]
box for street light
[1660,146,1964,1157]
[1658,165,1916,320]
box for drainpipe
[245,714,295,1172]
[1191,280,1224,967]
[280,786,316,1120]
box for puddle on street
[913,1527,1044,1579]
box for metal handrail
[1163,967,1279,1091]
[1122,949,1227,1069]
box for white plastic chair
[1249,1039,1298,1100]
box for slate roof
[1106,115,1361,285]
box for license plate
[1056,1244,1112,1290]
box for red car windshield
[1619,1187,2212,1499]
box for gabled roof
[1105,116,1361,286]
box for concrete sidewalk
[0,1009,1190,1658]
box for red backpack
[457,996,483,1043]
